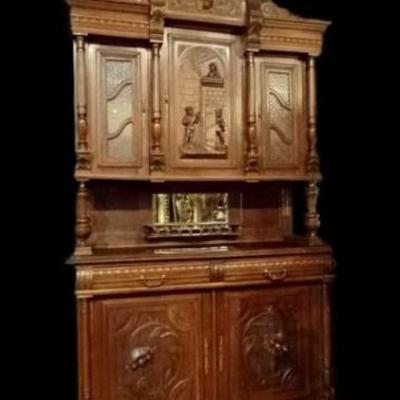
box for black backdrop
[25,1,393,399]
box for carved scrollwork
[119,317,192,400]
[167,0,242,17]
[261,0,299,20]
[241,303,302,391]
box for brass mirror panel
[147,192,240,239]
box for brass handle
[264,268,288,282]
[126,346,153,371]
[140,274,166,288]
[204,338,209,376]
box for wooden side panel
[87,44,150,177]
[220,285,323,400]
[256,56,306,176]
[92,293,207,400]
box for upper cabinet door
[219,285,324,400]
[256,57,307,177]
[162,28,244,178]
[86,45,150,178]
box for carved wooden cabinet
[67,1,334,400]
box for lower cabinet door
[219,285,324,400]
[92,293,208,400]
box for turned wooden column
[149,1,165,172]
[245,50,259,173]
[75,35,91,170]
[307,57,320,175]
[152,43,162,154]
[75,180,92,255]
[305,180,322,245]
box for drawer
[76,254,333,296]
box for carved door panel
[92,293,209,400]
[86,44,150,178]
[256,57,306,177]
[219,285,323,400]
[162,28,243,177]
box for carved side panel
[93,294,205,400]
[257,57,305,173]
[166,0,245,25]
[164,28,242,173]
[87,45,150,177]
[222,286,322,400]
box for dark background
[25,0,393,399]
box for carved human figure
[182,106,201,145]
[215,108,226,149]
[206,62,222,79]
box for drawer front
[76,255,333,295]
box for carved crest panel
[166,0,245,25]
[165,29,242,171]
[222,286,319,400]
[93,294,205,400]
[87,45,149,176]
[257,57,305,172]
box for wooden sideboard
[66,1,334,399]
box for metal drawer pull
[140,274,166,288]
[264,268,288,282]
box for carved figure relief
[177,49,229,158]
